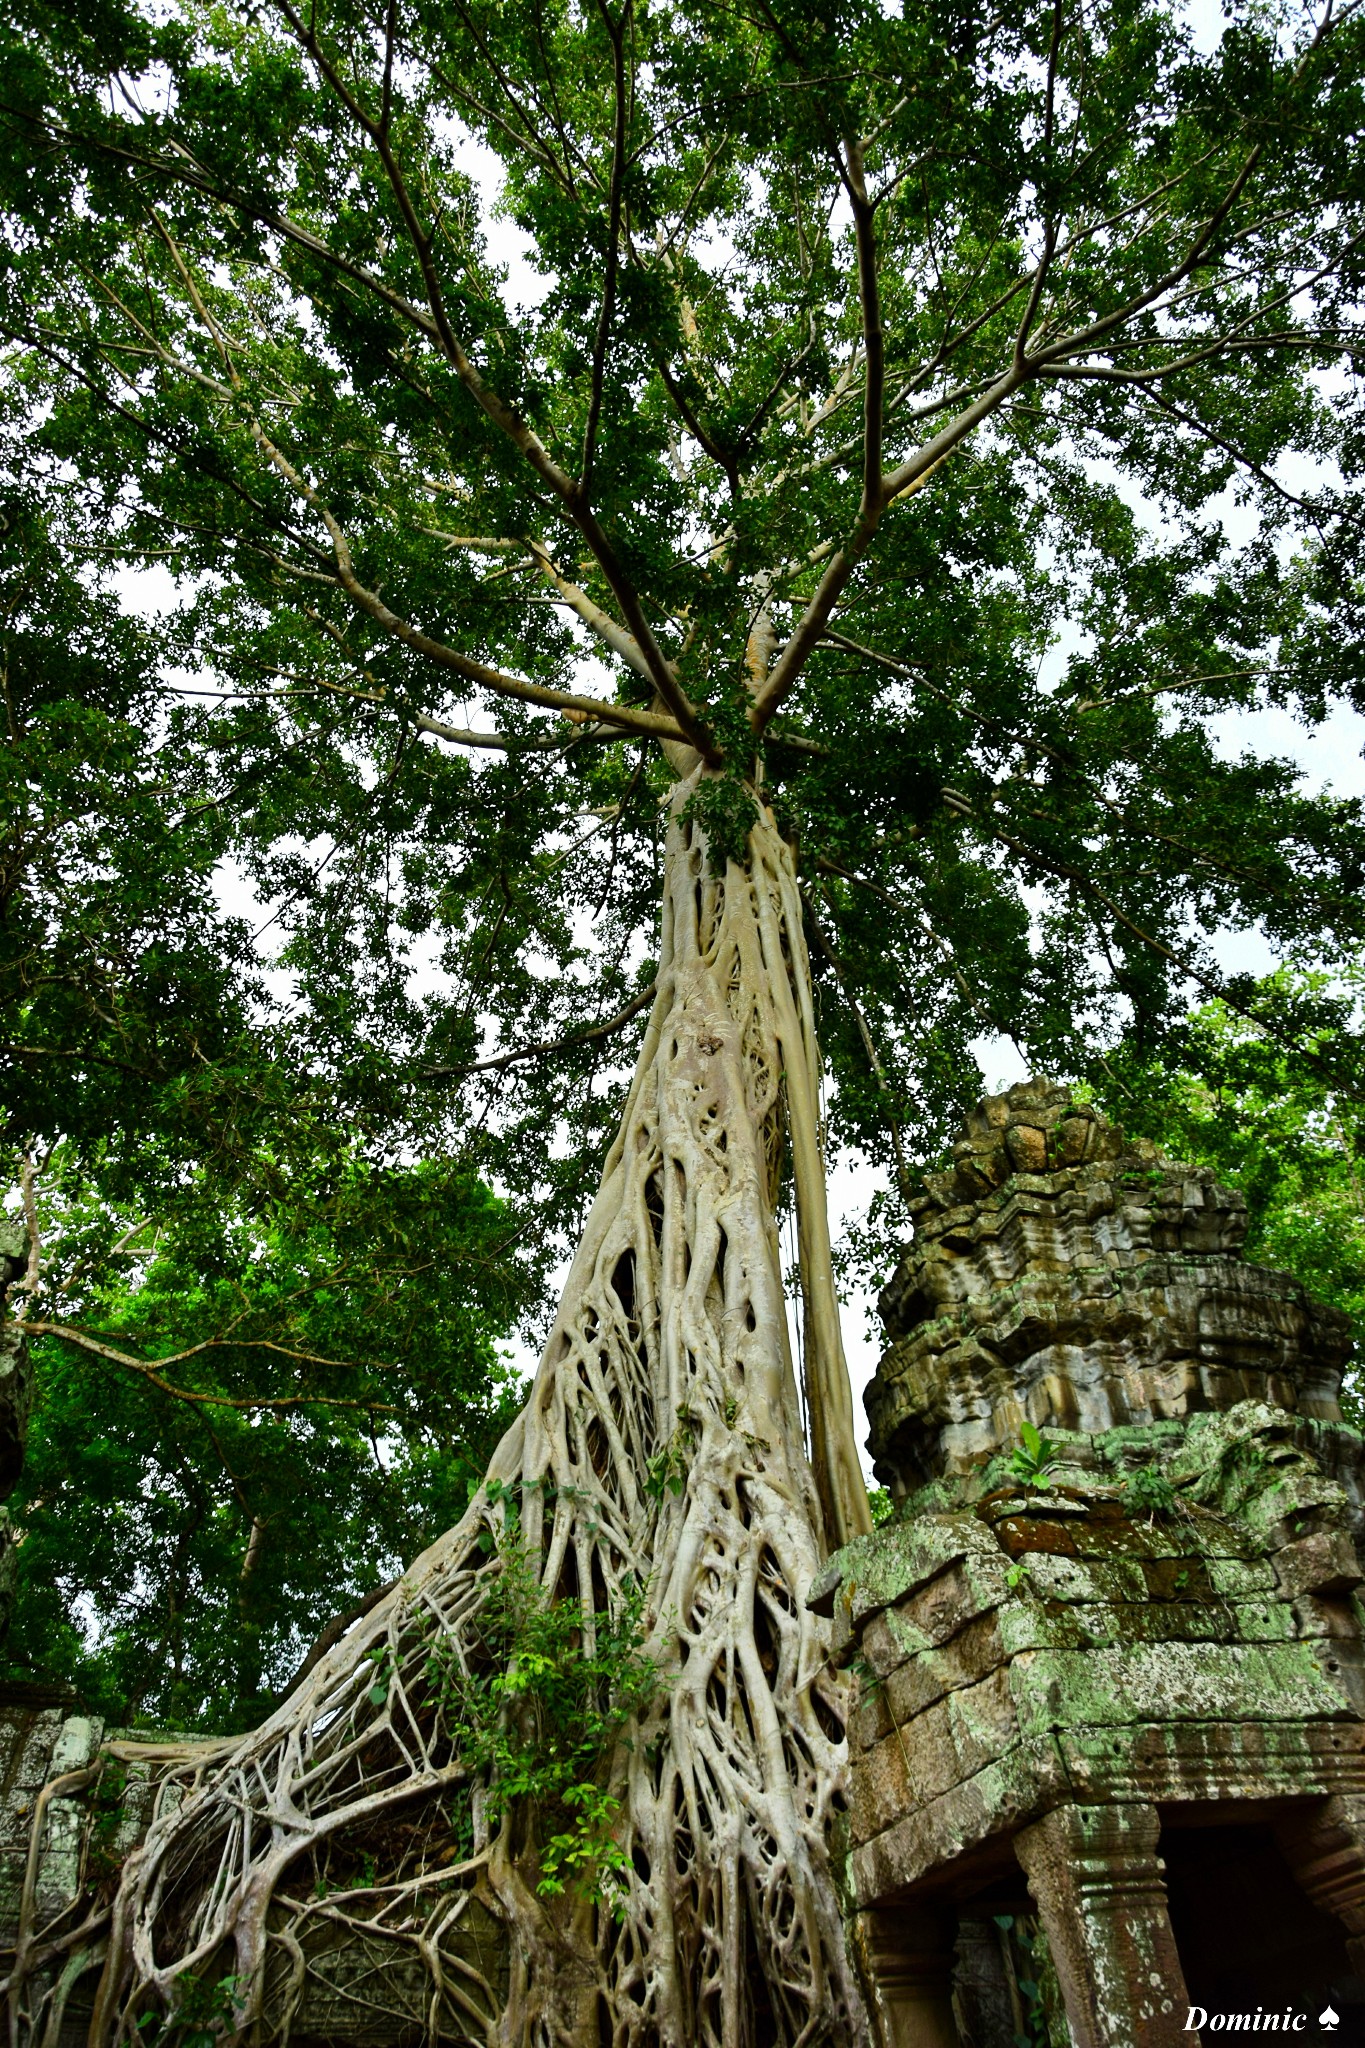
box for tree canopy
[1,472,533,1726]
[1,0,1362,1235]
[5,1152,529,1728]
[5,0,1365,1711]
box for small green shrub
[86,1758,129,1874]
[137,1973,242,2048]
[1008,1420,1062,1490]
[429,1521,662,1912]
[645,1407,700,1503]
[1123,1466,1177,1516]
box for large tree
[4,0,1365,2041]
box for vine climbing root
[81,783,874,2048]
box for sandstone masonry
[817,1081,1365,2047]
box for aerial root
[16,785,871,2048]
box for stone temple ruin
[814,1080,1365,2044]
[5,1082,1365,2045]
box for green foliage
[363,1645,395,1709]
[3,1154,529,1729]
[137,1974,242,2048]
[428,1528,661,1910]
[680,775,758,871]
[0,0,1359,1270]
[85,1758,129,1875]
[538,1782,628,1904]
[867,1487,894,1528]
[1089,960,1365,1421]
[993,1915,1067,2048]
[0,462,540,1728]
[1123,1466,1178,1518]
[1008,1420,1062,1491]
[643,1407,700,1503]
[0,471,268,1163]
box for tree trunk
[86,782,873,2048]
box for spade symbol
[1319,2007,1339,2031]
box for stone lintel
[1274,1792,1365,1976]
[847,1719,1365,1907]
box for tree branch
[846,139,884,526]
[754,364,1019,731]
[0,104,445,344]
[8,63,714,755]
[277,1576,400,1699]
[754,25,1341,740]
[1014,0,1064,366]
[524,540,661,685]
[267,0,713,756]
[580,0,629,497]
[413,712,625,752]
[248,424,689,741]
[23,1322,399,1412]
[423,980,658,1080]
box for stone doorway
[1163,1817,1362,2024]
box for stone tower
[868,1078,1350,1493]
[817,1081,1365,2047]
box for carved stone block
[1015,1801,1192,2048]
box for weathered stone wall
[817,1399,1365,1905]
[869,1079,1351,1494]
[0,1701,177,1936]
[826,1081,1365,2044]
[2,1700,101,1935]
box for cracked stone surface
[868,1079,1352,1494]
[820,1082,1365,2043]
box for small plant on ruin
[993,1916,1065,2048]
[85,1760,129,1877]
[1009,1421,1063,1491]
[1123,1467,1178,1519]
[644,1407,702,1504]
[136,1974,242,2048]
[426,1518,662,1912]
